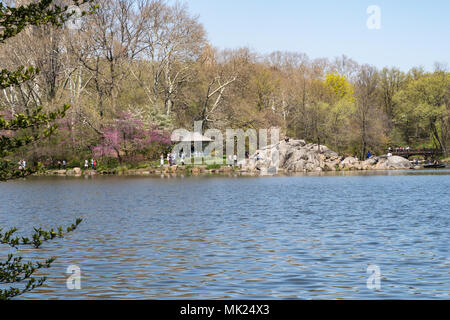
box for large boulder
[244,140,341,173]
[375,156,411,170]
[363,157,378,166]
[360,157,379,170]
[340,157,359,169]
[242,140,412,173]
[388,156,412,169]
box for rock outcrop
[241,140,411,173]
[372,156,412,170]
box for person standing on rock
[160,154,164,167]
[84,159,89,170]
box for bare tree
[354,65,380,159]
[138,1,206,115]
[71,0,151,116]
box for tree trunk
[165,98,173,116]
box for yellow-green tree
[394,71,450,155]
[323,74,355,153]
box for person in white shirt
[171,153,177,165]
[226,155,231,166]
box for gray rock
[388,156,412,169]
[245,139,342,173]
[363,157,378,166]
[243,140,411,173]
[340,157,359,169]
[373,156,411,170]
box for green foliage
[66,159,81,168]
[95,157,120,171]
[0,66,38,89]
[0,105,70,181]
[252,67,280,111]
[325,73,354,102]
[0,255,54,300]
[394,72,450,153]
[206,163,221,170]
[0,0,96,42]
[0,219,82,300]
[147,106,176,130]
[1,218,82,249]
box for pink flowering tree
[92,112,171,163]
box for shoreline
[35,164,449,178]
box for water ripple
[0,172,449,299]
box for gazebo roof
[171,131,212,142]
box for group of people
[227,154,239,167]
[160,151,250,167]
[18,159,26,170]
[159,150,265,168]
[388,146,411,152]
[228,152,259,167]
[84,159,97,170]
[56,160,67,169]
[162,152,186,167]
[428,159,440,165]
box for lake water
[1,170,449,299]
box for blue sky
[185,0,449,71]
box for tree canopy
[0,0,449,164]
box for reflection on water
[0,170,449,299]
